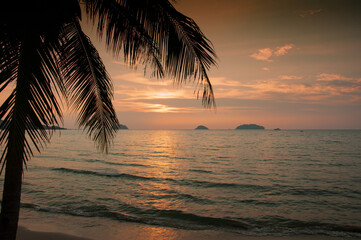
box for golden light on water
[137,225,181,240]
[138,131,187,211]
[144,130,179,177]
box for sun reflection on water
[136,225,181,240]
[138,131,188,211]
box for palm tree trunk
[0,37,31,240]
[0,132,25,240]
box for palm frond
[83,0,164,78]
[0,35,63,171]
[0,36,19,93]
[146,0,217,107]
[83,0,217,107]
[59,21,119,152]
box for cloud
[210,77,243,86]
[316,73,353,81]
[111,70,360,115]
[280,75,303,80]
[274,44,294,56]
[114,87,192,101]
[137,103,182,113]
[113,72,170,86]
[299,9,322,18]
[262,67,270,71]
[210,73,361,105]
[113,100,200,113]
[250,48,273,62]
[250,44,294,62]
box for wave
[20,201,361,238]
[52,167,152,181]
[146,190,215,205]
[51,167,273,191]
[188,169,213,174]
[267,184,361,198]
[82,159,151,168]
[20,201,249,230]
[50,167,361,204]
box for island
[195,125,209,130]
[235,124,264,130]
[42,125,67,130]
[0,120,66,130]
[113,124,129,130]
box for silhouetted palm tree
[0,0,216,239]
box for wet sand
[17,224,361,240]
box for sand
[17,226,91,240]
[17,225,361,240]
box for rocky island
[42,125,67,130]
[113,124,129,129]
[235,124,264,130]
[195,125,209,130]
[0,120,66,130]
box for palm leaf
[84,0,164,78]
[0,36,19,93]
[0,35,63,170]
[144,0,217,106]
[83,0,217,107]
[59,20,119,152]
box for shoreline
[18,209,361,240]
[17,224,361,240]
[17,226,91,240]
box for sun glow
[151,104,176,113]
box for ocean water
[1,129,361,238]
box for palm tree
[0,0,216,239]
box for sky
[90,0,360,130]
[4,0,361,129]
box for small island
[43,125,67,130]
[235,124,265,130]
[195,125,209,130]
[0,120,66,130]
[113,124,129,130]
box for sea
[1,129,361,238]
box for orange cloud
[250,48,273,62]
[211,73,361,105]
[110,70,360,116]
[114,87,192,101]
[113,100,200,113]
[274,44,294,56]
[280,75,303,80]
[250,44,294,62]
[113,72,170,86]
[316,73,353,81]
[210,77,243,86]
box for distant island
[0,120,66,130]
[113,124,129,130]
[42,125,67,130]
[195,125,209,130]
[235,124,265,130]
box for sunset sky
[4,0,361,130]
[92,0,360,130]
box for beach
[18,226,90,240]
[18,224,361,240]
